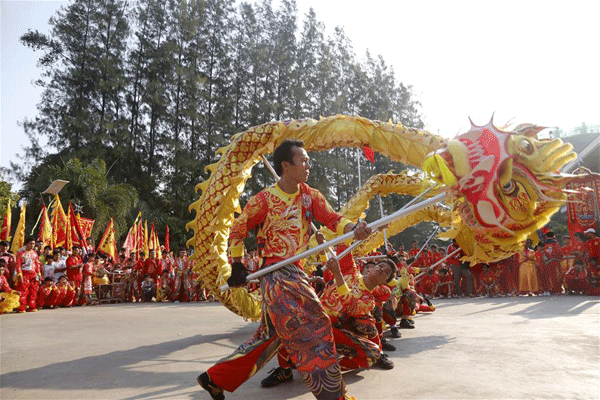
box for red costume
[0,251,16,285]
[478,268,500,296]
[144,257,161,281]
[206,182,352,400]
[417,272,438,297]
[16,248,41,312]
[541,240,562,293]
[586,236,600,263]
[55,280,76,307]
[66,254,83,294]
[564,267,589,294]
[37,282,59,308]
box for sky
[2,0,599,188]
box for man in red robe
[541,232,563,294]
[197,139,370,400]
[15,237,41,312]
[66,246,84,303]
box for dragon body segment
[188,114,581,319]
[187,115,445,319]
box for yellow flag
[143,220,149,255]
[39,204,53,247]
[51,194,69,249]
[97,218,116,260]
[150,222,162,259]
[10,204,26,253]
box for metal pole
[355,255,389,261]
[378,195,389,252]
[413,226,440,260]
[413,247,461,281]
[220,192,447,291]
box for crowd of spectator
[1,227,598,315]
[0,238,212,314]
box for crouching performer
[321,254,398,371]
[197,139,371,400]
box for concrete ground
[1,296,598,400]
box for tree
[15,0,426,250]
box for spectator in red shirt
[584,228,600,264]
[564,260,588,295]
[66,246,84,302]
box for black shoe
[390,326,401,338]
[423,297,433,307]
[374,353,394,370]
[260,367,293,388]
[399,319,415,329]
[381,338,396,352]
[197,372,225,400]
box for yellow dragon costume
[187,115,582,320]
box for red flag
[0,199,12,241]
[362,146,375,163]
[123,212,141,256]
[136,217,144,253]
[68,203,87,251]
[79,217,95,240]
[165,225,170,252]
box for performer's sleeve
[229,193,267,259]
[311,188,353,235]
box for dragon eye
[518,139,534,155]
[502,180,517,196]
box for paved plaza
[1,296,599,400]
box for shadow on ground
[1,331,237,396]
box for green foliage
[20,157,137,243]
[16,0,426,249]
[0,181,19,219]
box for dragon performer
[187,115,585,320]
[187,114,589,400]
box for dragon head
[424,118,579,263]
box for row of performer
[0,239,212,313]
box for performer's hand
[325,257,341,275]
[315,230,325,245]
[352,220,372,240]
[227,262,249,287]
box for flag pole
[413,225,441,261]
[412,247,461,281]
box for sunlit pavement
[1,295,598,400]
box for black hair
[0,258,6,265]
[364,258,398,283]
[44,276,54,282]
[380,258,398,282]
[25,237,36,245]
[0,240,9,247]
[273,139,304,176]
